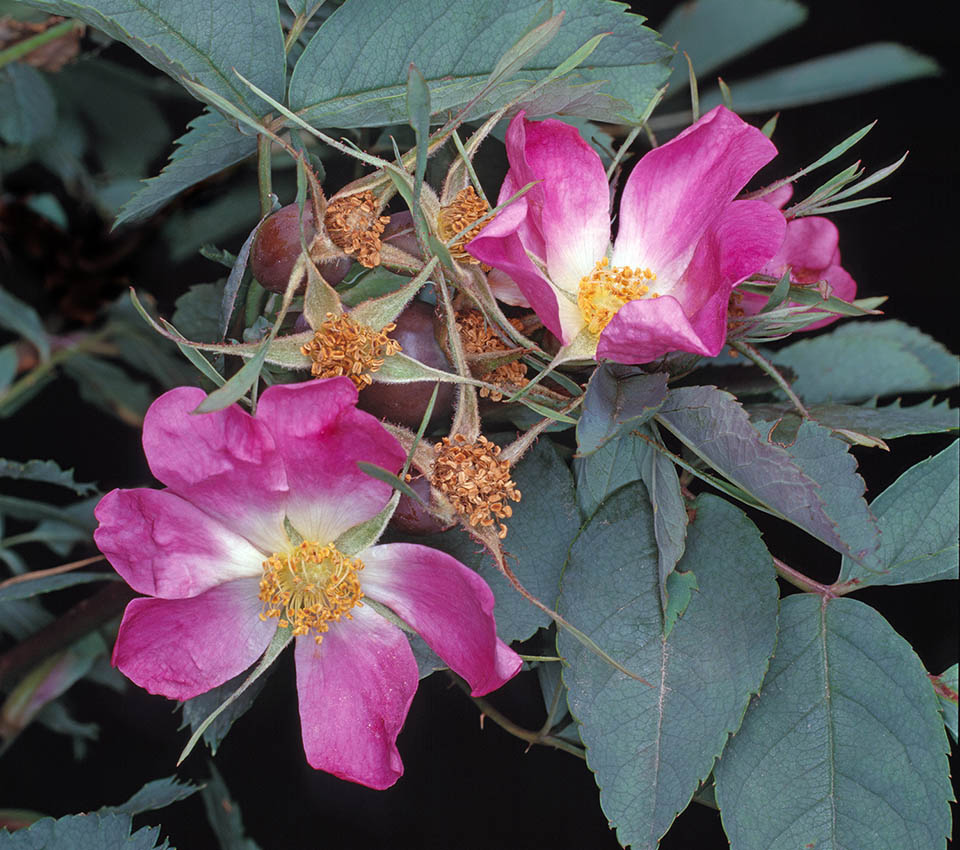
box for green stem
[731,339,810,419]
[0,328,110,414]
[257,134,273,219]
[448,673,585,760]
[0,20,80,70]
[772,556,834,597]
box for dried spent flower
[438,187,490,264]
[324,190,390,268]
[431,434,521,538]
[301,312,402,390]
[456,309,528,401]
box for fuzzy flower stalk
[468,105,787,364]
[94,379,520,790]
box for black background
[1,2,956,848]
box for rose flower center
[577,257,658,334]
[259,541,364,643]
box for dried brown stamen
[301,312,401,390]
[438,187,490,264]
[431,434,521,538]
[324,191,390,268]
[456,309,528,401]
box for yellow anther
[300,312,401,390]
[577,258,658,334]
[324,190,390,268]
[437,186,490,264]
[258,541,364,644]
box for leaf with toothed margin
[837,440,958,589]
[930,663,958,743]
[288,0,672,128]
[576,365,668,456]
[657,385,877,565]
[714,594,953,850]
[558,490,777,849]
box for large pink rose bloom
[94,379,520,790]
[468,105,786,363]
[736,185,857,331]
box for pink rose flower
[94,378,520,790]
[468,105,786,364]
[736,185,857,331]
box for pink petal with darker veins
[614,106,778,286]
[141,386,289,553]
[361,543,521,696]
[254,379,405,544]
[112,577,274,701]
[95,487,263,599]
[295,604,418,789]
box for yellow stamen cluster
[431,434,521,538]
[301,312,401,390]
[456,309,528,401]
[324,191,390,268]
[437,187,490,264]
[259,540,364,643]
[577,257,658,334]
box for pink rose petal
[361,543,522,696]
[113,577,274,701]
[95,487,263,599]
[254,379,405,544]
[142,387,289,553]
[295,604,418,789]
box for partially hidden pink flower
[468,105,786,364]
[735,184,857,331]
[94,378,520,790]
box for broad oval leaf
[576,365,668,456]
[559,491,777,849]
[289,0,672,128]
[715,594,953,850]
[0,63,56,146]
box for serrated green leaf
[0,572,116,603]
[23,0,285,115]
[576,365,667,455]
[0,812,167,849]
[172,280,228,344]
[63,354,153,425]
[715,594,953,850]
[289,0,671,128]
[0,459,98,495]
[0,493,96,531]
[750,397,959,444]
[700,42,939,114]
[931,664,958,743]
[559,492,777,849]
[0,288,49,361]
[658,0,806,97]
[200,764,261,850]
[414,438,578,643]
[101,776,199,818]
[49,59,170,178]
[656,386,868,562]
[574,426,647,519]
[115,110,257,227]
[837,441,958,589]
[179,669,269,757]
[0,63,56,145]
[770,320,958,404]
[756,418,880,567]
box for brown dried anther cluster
[437,187,490,264]
[431,434,521,538]
[456,309,528,401]
[300,312,401,390]
[324,191,390,268]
